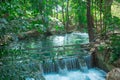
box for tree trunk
[78,0,82,31]
[100,0,103,34]
[87,0,95,42]
[66,0,69,32]
[62,2,65,26]
[56,0,58,19]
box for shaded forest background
[0,0,120,64]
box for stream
[9,32,89,49]
[1,32,106,80]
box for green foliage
[112,16,120,28]
[55,25,64,31]
[109,35,120,62]
[0,0,120,61]
[98,45,106,53]
[0,0,51,34]
[72,0,87,27]
[116,0,120,3]
[98,35,120,63]
[0,48,22,58]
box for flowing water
[44,68,106,80]
[43,56,106,80]
[1,32,107,80]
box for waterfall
[42,60,59,74]
[42,56,90,74]
[84,55,92,68]
[42,55,106,80]
[24,55,106,80]
[79,59,88,72]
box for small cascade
[42,56,90,74]
[42,60,59,74]
[84,55,92,68]
[79,59,88,72]
[63,57,80,71]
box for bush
[109,35,120,62]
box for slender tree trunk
[39,0,44,25]
[66,0,69,32]
[95,0,97,31]
[78,0,82,30]
[62,1,65,26]
[53,9,55,17]
[100,0,103,34]
[87,0,95,42]
[56,0,58,19]
[56,8,58,19]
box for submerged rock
[106,68,120,80]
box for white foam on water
[44,68,106,80]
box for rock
[96,39,100,42]
[90,48,95,52]
[94,43,99,47]
[106,68,120,80]
[18,30,40,40]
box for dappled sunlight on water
[8,32,89,49]
[53,36,64,46]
